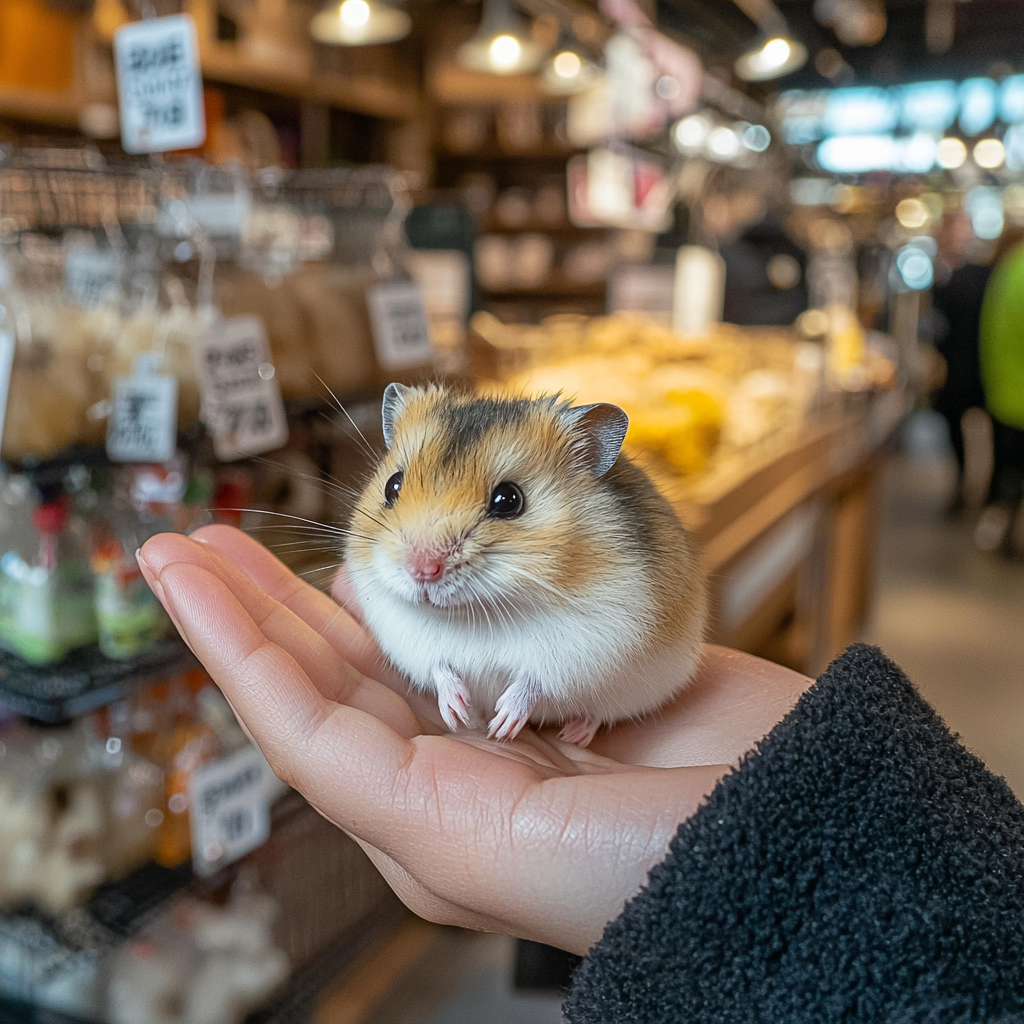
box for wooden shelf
[438,146,579,161]
[199,45,419,120]
[0,84,83,128]
[430,62,563,105]
[481,277,606,298]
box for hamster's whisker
[313,371,381,461]
[252,456,364,504]
[223,508,351,534]
[292,561,345,579]
[351,507,393,533]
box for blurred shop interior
[1,0,1024,1020]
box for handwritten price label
[114,15,205,154]
[188,746,278,877]
[197,316,288,461]
[106,371,178,463]
[65,246,118,308]
[366,279,434,371]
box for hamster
[344,383,707,746]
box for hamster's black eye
[384,472,403,508]
[487,481,524,519]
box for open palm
[139,525,811,955]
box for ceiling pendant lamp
[542,46,601,94]
[310,0,411,46]
[734,35,807,81]
[457,0,546,75]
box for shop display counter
[664,388,908,674]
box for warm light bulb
[553,50,582,79]
[707,126,741,161]
[759,38,791,71]
[673,114,711,152]
[974,138,1006,170]
[489,34,522,70]
[936,137,967,170]
[895,197,929,230]
[339,0,370,27]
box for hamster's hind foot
[559,717,601,747]
[487,677,541,742]
[433,665,473,732]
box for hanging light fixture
[542,46,601,94]
[310,0,411,45]
[734,35,807,81]
[458,0,546,75]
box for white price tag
[188,745,275,878]
[197,316,288,461]
[157,193,251,240]
[0,331,13,455]
[367,279,434,371]
[106,371,178,463]
[64,246,118,308]
[114,15,206,155]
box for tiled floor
[861,411,1024,796]
[382,411,1024,1022]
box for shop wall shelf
[0,638,197,724]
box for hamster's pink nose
[406,550,447,584]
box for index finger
[191,524,398,687]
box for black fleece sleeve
[564,645,1024,1024]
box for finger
[331,566,365,625]
[188,525,442,725]
[191,525,392,685]
[140,536,421,738]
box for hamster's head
[345,383,629,614]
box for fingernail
[137,556,177,629]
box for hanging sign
[106,356,178,463]
[64,246,119,308]
[114,14,206,154]
[0,330,13,455]
[188,745,277,877]
[197,316,289,461]
[366,279,434,370]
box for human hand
[138,526,811,955]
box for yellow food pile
[474,311,819,478]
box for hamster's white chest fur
[356,577,700,729]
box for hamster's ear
[381,382,414,448]
[563,403,629,478]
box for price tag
[188,745,276,878]
[114,15,206,155]
[197,316,288,462]
[0,331,14,455]
[366,279,434,371]
[106,365,178,463]
[64,246,118,308]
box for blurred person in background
[931,208,991,514]
[978,228,1024,555]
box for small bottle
[0,491,97,664]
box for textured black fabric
[565,645,1024,1024]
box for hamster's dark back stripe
[439,397,544,467]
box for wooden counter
[652,388,909,675]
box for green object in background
[0,554,97,665]
[94,569,169,660]
[980,242,1024,430]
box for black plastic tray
[0,637,197,722]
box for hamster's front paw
[487,677,540,742]
[432,665,473,732]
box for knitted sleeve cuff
[564,644,1024,1024]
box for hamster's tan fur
[345,383,706,745]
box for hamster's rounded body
[345,384,706,744]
